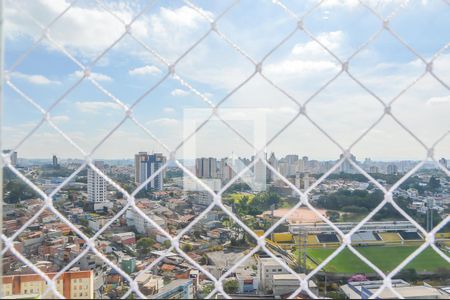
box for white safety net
[1,0,449,299]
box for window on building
[278,268,282,272]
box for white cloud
[163,107,175,113]
[5,1,210,60]
[12,72,61,85]
[265,60,339,75]
[148,118,179,127]
[291,31,344,58]
[5,0,149,57]
[318,0,408,8]
[74,101,122,113]
[262,31,343,92]
[320,0,359,8]
[171,88,190,97]
[157,6,212,28]
[138,5,212,62]
[426,96,450,106]
[71,70,112,82]
[50,115,70,123]
[129,65,161,76]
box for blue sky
[3,0,449,160]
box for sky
[2,0,450,161]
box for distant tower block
[135,152,166,191]
[87,161,112,212]
[369,166,379,173]
[303,173,310,190]
[294,173,301,189]
[387,164,398,175]
[52,155,58,166]
[439,157,447,169]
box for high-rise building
[294,173,301,189]
[302,156,309,172]
[135,152,166,191]
[285,154,299,164]
[195,157,217,178]
[268,153,278,168]
[278,160,288,177]
[369,166,379,174]
[267,152,278,181]
[284,154,298,176]
[219,158,233,182]
[87,161,107,204]
[439,157,448,169]
[338,154,357,174]
[303,173,310,190]
[387,164,398,175]
[253,153,267,190]
[148,153,166,190]
[3,150,17,166]
[2,270,93,298]
[52,155,58,167]
[135,152,148,186]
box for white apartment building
[125,209,166,235]
[192,191,213,206]
[272,274,317,297]
[257,257,290,292]
[87,161,107,204]
[219,158,233,182]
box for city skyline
[8,150,449,165]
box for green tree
[136,237,156,255]
[223,279,239,294]
[163,240,171,249]
[182,243,193,252]
[435,268,450,283]
[396,269,418,283]
[3,180,38,203]
[201,284,214,297]
[428,176,441,191]
[232,191,284,217]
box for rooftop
[273,274,317,288]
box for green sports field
[306,246,449,274]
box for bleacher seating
[307,234,319,245]
[317,233,340,243]
[398,231,422,240]
[374,232,382,241]
[435,232,450,239]
[379,232,402,242]
[351,232,377,242]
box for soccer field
[306,246,448,274]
